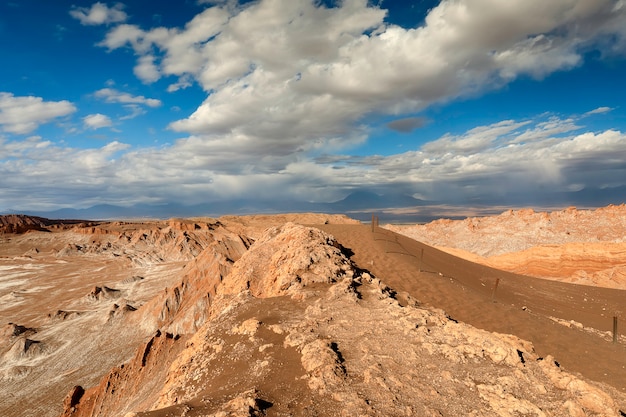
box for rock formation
[58,222,626,416]
[1,212,625,416]
[386,204,626,288]
[0,215,95,234]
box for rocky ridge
[0,215,94,234]
[0,216,259,417]
[59,223,626,416]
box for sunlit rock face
[387,204,626,288]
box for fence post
[613,316,618,344]
[418,248,424,272]
[491,278,500,302]
[371,214,375,233]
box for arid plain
[1,208,626,416]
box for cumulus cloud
[317,114,626,203]
[585,106,614,115]
[93,88,161,120]
[83,113,113,130]
[134,55,161,84]
[0,93,76,135]
[94,88,162,107]
[3,110,625,210]
[4,0,626,210]
[166,74,194,92]
[92,0,626,175]
[70,2,127,26]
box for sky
[1,0,626,216]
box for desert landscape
[1,209,626,416]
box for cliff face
[0,214,363,417]
[386,204,626,288]
[0,217,255,417]
[59,223,626,417]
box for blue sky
[1,0,626,215]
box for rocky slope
[0,214,358,417]
[59,223,626,416]
[0,216,251,417]
[2,213,626,416]
[385,204,626,288]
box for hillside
[0,213,625,416]
[385,205,626,288]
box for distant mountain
[468,185,626,208]
[2,191,429,221]
[328,190,426,210]
[563,185,626,207]
[5,185,624,222]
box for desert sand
[0,211,625,416]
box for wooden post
[371,214,375,232]
[418,248,424,272]
[491,278,500,302]
[613,316,618,344]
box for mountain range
[3,185,625,222]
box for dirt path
[318,224,626,392]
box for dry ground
[1,212,626,416]
[319,223,626,392]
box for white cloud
[0,93,76,135]
[3,112,625,211]
[83,113,113,130]
[94,88,162,107]
[4,1,626,210]
[93,87,161,121]
[511,117,580,144]
[118,105,146,121]
[166,75,194,92]
[316,114,626,201]
[134,55,161,84]
[93,0,626,175]
[99,24,147,50]
[585,106,614,116]
[70,2,127,26]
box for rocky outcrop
[85,286,121,302]
[0,215,50,234]
[58,224,626,417]
[484,242,626,287]
[386,205,626,257]
[219,223,354,298]
[386,204,626,288]
[136,229,251,335]
[58,330,185,417]
[0,323,35,340]
[51,219,230,266]
[0,324,43,369]
[0,215,95,234]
